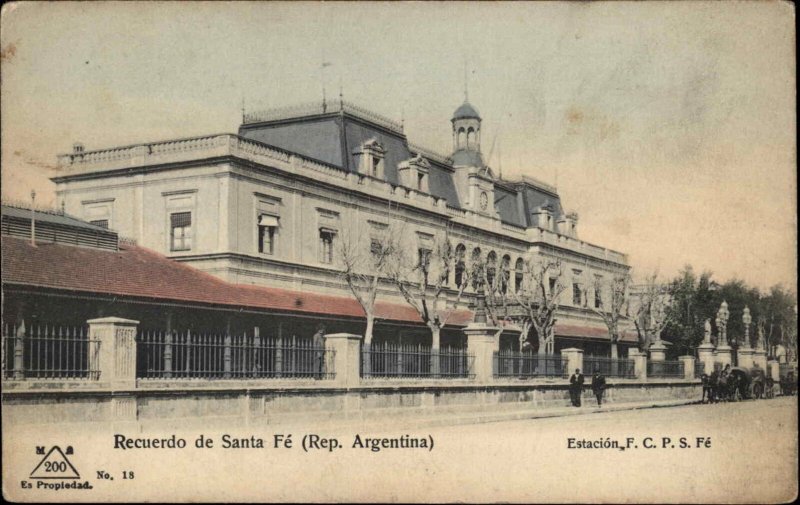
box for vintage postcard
[1,1,797,503]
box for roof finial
[321,61,332,113]
[463,60,469,102]
[338,77,343,106]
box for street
[3,397,797,503]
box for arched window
[457,128,466,149]
[501,255,511,294]
[471,247,483,291]
[454,244,466,288]
[514,258,524,293]
[467,127,475,149]
[486,251,497,291]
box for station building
[48,96,635,355]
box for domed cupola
[451,100,483,166]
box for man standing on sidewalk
[591,369,606,407]
[569,368,584,407]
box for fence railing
[583,355,636,378]
[361,343,473,379]
[136,330,334,380]
[1,322,100,380]
[647,360,685,378]
[695,360,706,378]
[493,351,565,378]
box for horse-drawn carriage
[707,365,769,402]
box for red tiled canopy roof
[1,237,473,327]
[555,323,638,343]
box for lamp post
[742,306,752,348]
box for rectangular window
[418,248,432,270]
[170,211,192,251]
[370,238,383,256]
[572,283,583,306]
[372,157,380,177]
[595,288,602,309]
[417,172,425,191]
[258,215,278,255]
[320,229,335,264]
[90,219,109,229]
[549,277,557,295]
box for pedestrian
[591,369,606,407]
[709,369,720,403]
[569,368,584,407]
[701,372,711,403]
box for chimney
[30,190,36,247]
[73,142,85,154]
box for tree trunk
[430,325,441,377]
[364,313,375,345]
[610,341,618,359]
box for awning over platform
[2,236,473,327]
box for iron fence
[493,350,565,378]
[137,330,334,380]
[648,360,685,378]
[361,343,473,379]
[1,322,100,380]
[582,355,636,378]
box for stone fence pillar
[464,323,500,384]
[87,317,139,389]
[560,348,584,376]
[324,333,362,388]
[738,347,755,369]
[715,344,733,368]
[649,340,667,362]
[768,359,780,382]
[678,355,695,380]
[697,342,715,375]
[628,348,648,380]
[753,349,767,371]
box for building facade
[51,97,635,355]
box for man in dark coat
[569,368,584,407]
[591,369,606,407]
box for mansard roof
[239,100,566,228]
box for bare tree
[480,253,512,336]
[590,273,631,359]
[337,220,399,345]
[512,257,567,355]
[631,273,672,352]
[386,228,471,351]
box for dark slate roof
[517,184,565,226]
[452,149,485,167]
[453,101,481,120]
[1,205,112,233]
[494,185,526,227]
[1,236,473,326]
[237,102,566,228]
[239,112,464,208]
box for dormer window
[354,138,385,179]
[372,156,381,177]
[398,154,430,193]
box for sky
[1,1,796,292]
